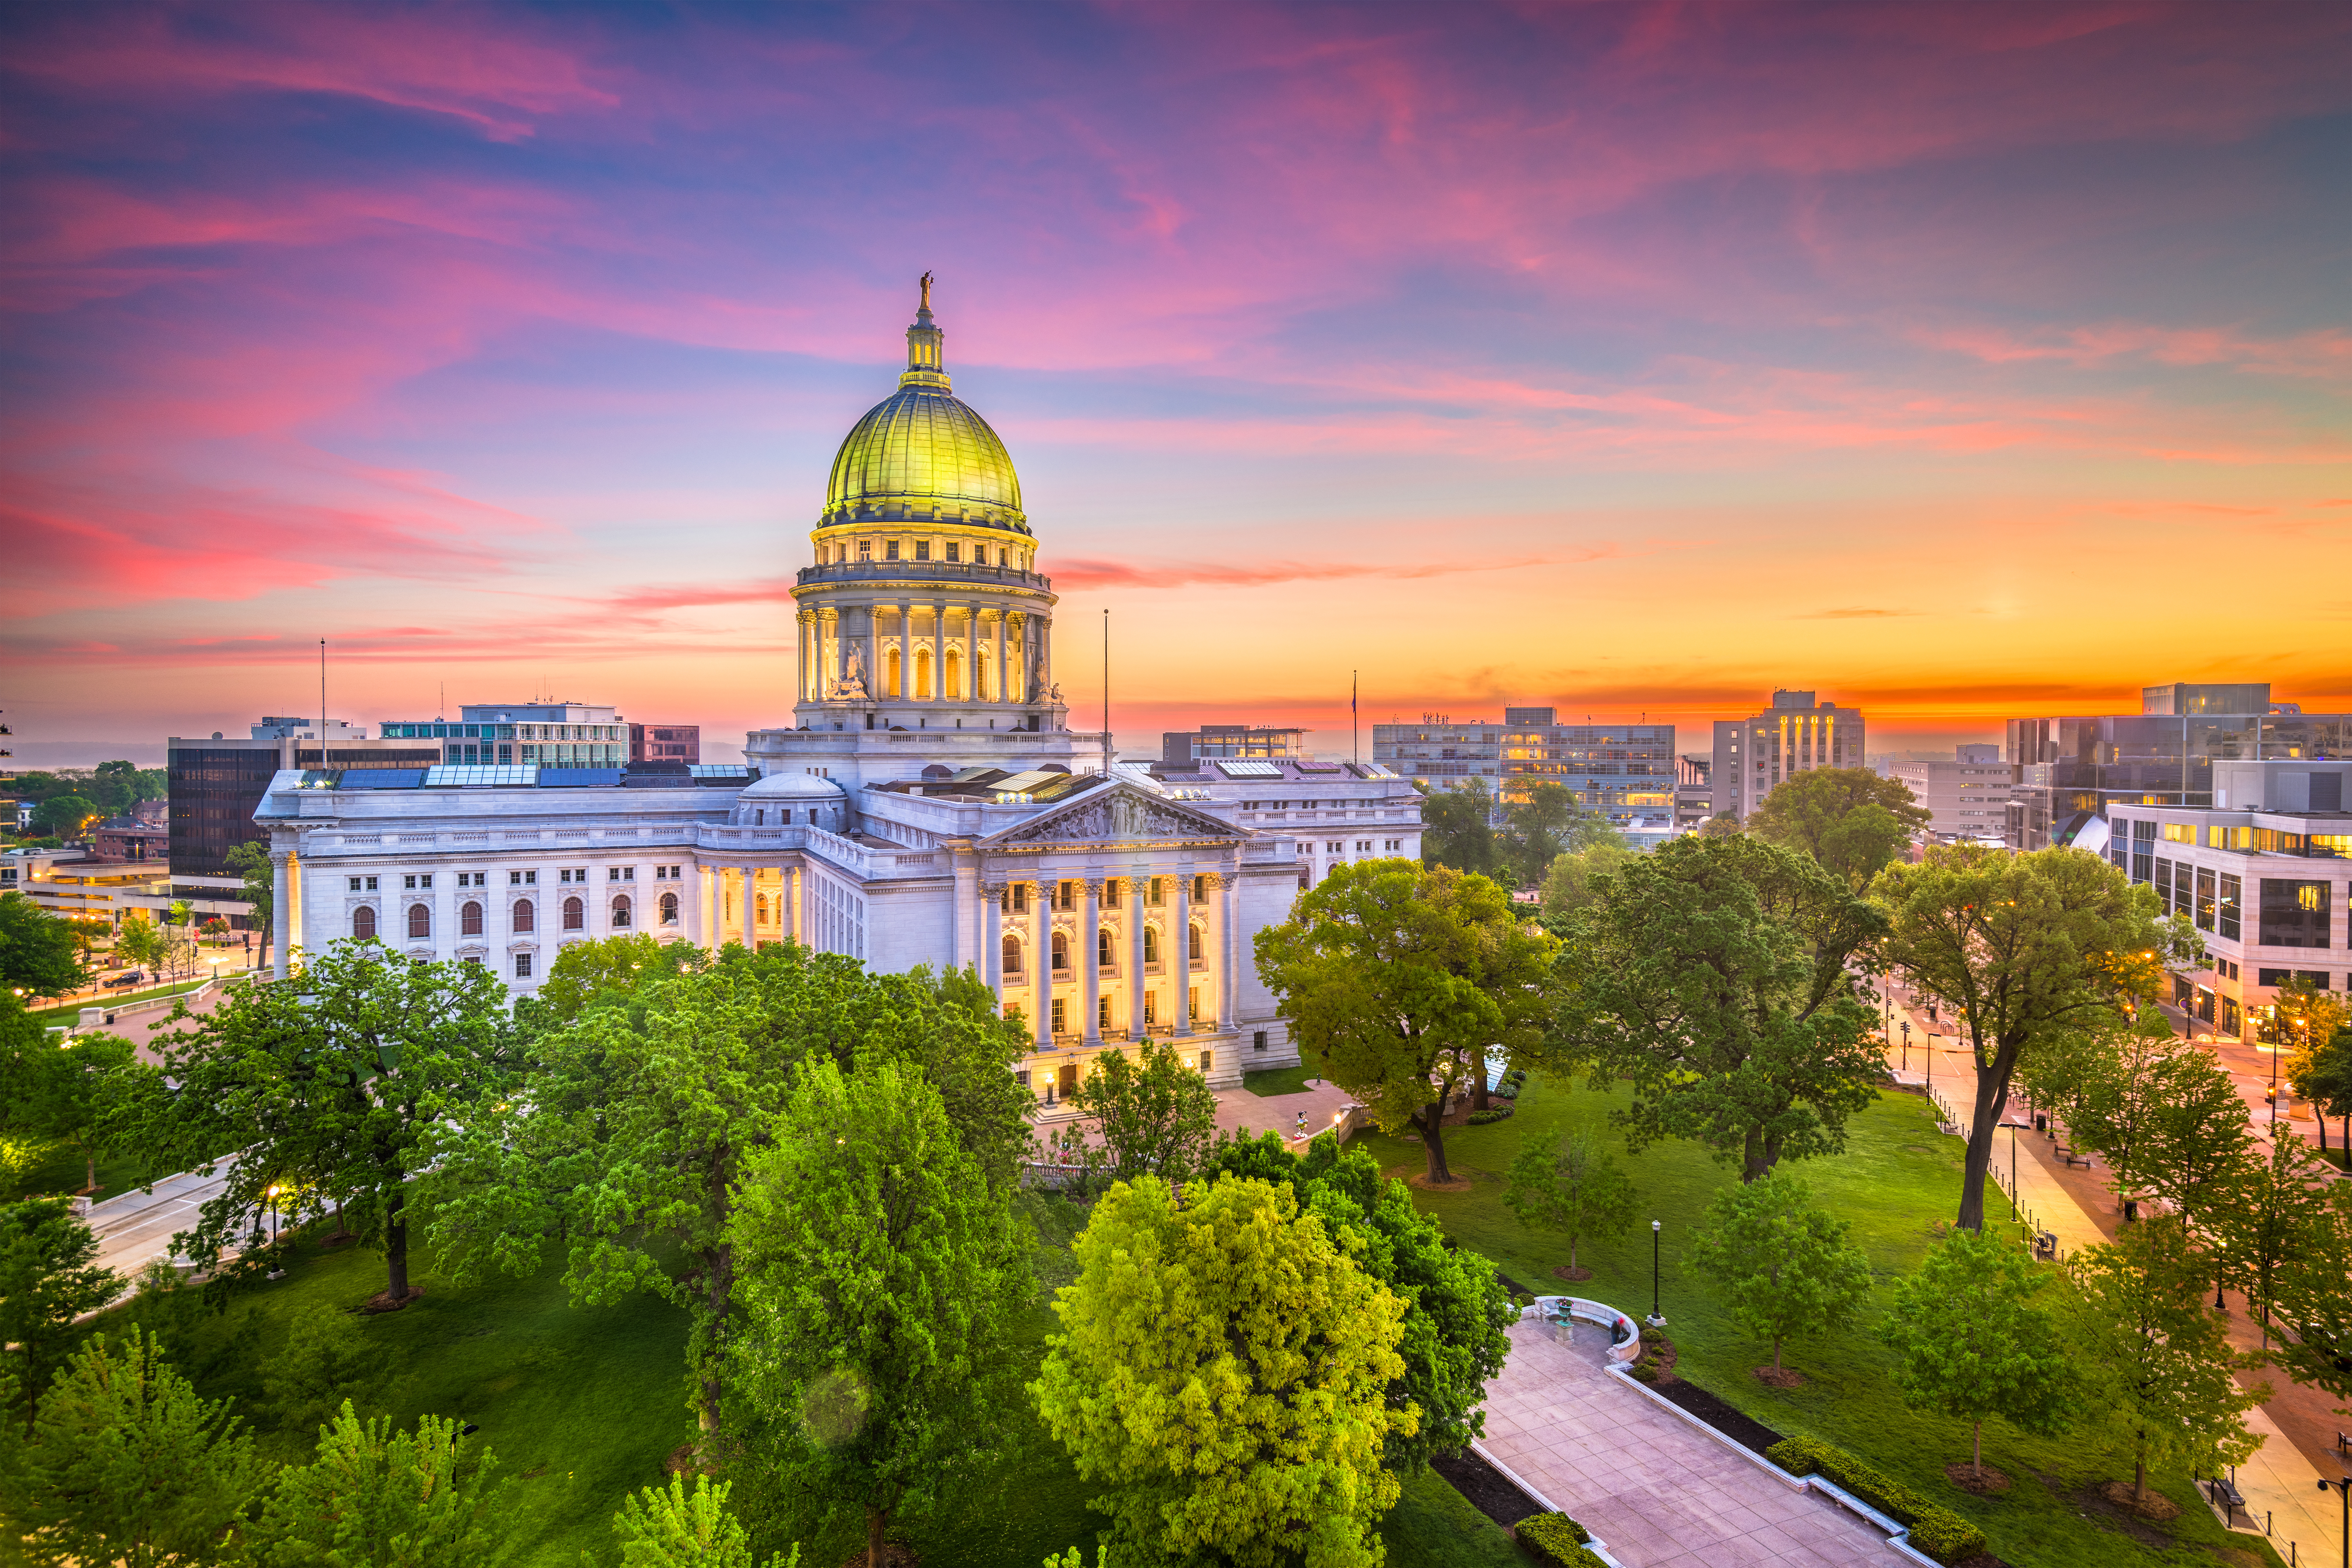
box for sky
[3,1,2347,767]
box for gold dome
[821,286,1029,533]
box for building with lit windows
[377,704,632,768]
[1141,757,1422,883]
[256,285,1354,1104]
[1159,724,1309,767]
[1371,707,1675,835]
[1708,690,1867,823]
[1893,754,2018,844]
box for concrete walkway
[86,1164,229,1281]
[1475,1317,1908,1566]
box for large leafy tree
[140,940,518,1306]
[0,891,84,995]
[1687,1170,1872,1376]
[1874,844,2178,1231]
[2270,1179,2352,1416]
[1211,1133,1516,1471]
[0,1198,123,1429]
[2214,1130,2337,1349]
[1552,834,1885,1181]
[2066,1216,2265,1506]
[1881,1226,2076,1480]
[533,930,711,1025]
[30,794,100,841]
[1417,779,1499,877]
[1256,859,1557,1184]
[1500,781,1615,888]
[1031,1174,1413,1568]
[728,1056,1027,1568]
[2038,1020,2192,1214]
[2291,1022,2352,1158]
[1503,1123,1637,1277]
[2138,1044,2254,1242]
[13,1325,267,1565]
[258,1401,509,1565]
[1067,1035,1220,1184]
[6,1029,137,1193]
[1537,841,1631,926]
[424,945,1030,1440]
[1746,767,1930,888]
[223,840,275,967]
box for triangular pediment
[982,781,1245,849]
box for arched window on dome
[915,648,933,702]
[977,646,993,702]
[756,894,769,925]
[1189,924,1204,963]
[1097,928,1114,970]
[886,647,902,700]
[945,648,962,702]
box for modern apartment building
[2107,759,2349,1039]
[1675,756,1714,829]
[2004,681,2349,852]
[632,724,701,765]
[1370,707,1676,831]
[1158,725,1309,767]
[1893,755,2019,843]
[378,703,630,768]
[1709,690,1867,822]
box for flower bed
[1765,1435,1988,1566]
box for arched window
[352,906,376,940]
[612,896,632,928]
[513,898,535,933]
[1143,926,1161,963]
[407,903,431,940]
[756,894,769,924]
[915,647,933,701]
[1097,928,1114,967]
[1051,931,1068,972]
[461,901,483,936]
[1189,924,1203,962]
[886,646,902,699]
[944,647,962,700]
[1001,934,1022,976]
[660,892,679,925]
[563,896,585,931]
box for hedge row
[1512,1512,1602,1567]
[1764,1435,1987,1566]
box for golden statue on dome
[919,271,932,312]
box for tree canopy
[0,1198,123,1430]
[1032,1174,1413,1568]
[1537,841,1631,927]
[1687,1170,1872,1375]
[257,1401,509,1565]
[1498,781,1616,888]
[1503,1123,1637,1276]
[1066,1035,1221,1184]
[1881,1226,2075,1479]
[1256,859,1557,1184]
[1745,767,1931,888]
[0,892,84,995]
[1873,844,2176,1231]
[1551,834,1886,1181]
[1417,779,1499,878]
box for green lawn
[1242,1062,1315,1096]
[1355,1073,2286,1568]
[30,973,226,1016]
[69,1189,1522,1568]
[2,1144,144,1205]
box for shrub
[1764,1436,1987,1566]
[1513,1512,1600,1566]
[1467,1104,1516,1125]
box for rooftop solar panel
[688,763,753,777]
[535,767,625,788]
[422,764,540,787]
[338,769,426,790]
[1215,759,1284,778]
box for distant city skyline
[4,5,2344,760]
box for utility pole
[1102,609,1113,778]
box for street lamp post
[1900,1019,1911,1073]
[2318,1476,2349,1568]
[2009,1121,2019,1219]
[1646,1220,1666,1327]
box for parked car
[104,970,145,988]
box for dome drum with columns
[789,278,1064,741]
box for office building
[1371,707,1675,833]
[2108,759,2349,1039]
[1892,755,2018,844]
[632,724,701,765]
[1159,725,1308,767]
[1709,690,1867,823]
[378,704,629,768]
[1143,756,1422,884]
[2004,681,2349,851]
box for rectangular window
[2218,873,2241,941]
[2170,860,2191,919]
[514,952,533,978]
[1051,998,1066,1033]
[2259,880,2331,948]
[2161,823,2196,843]
[2131,818,2155,885]
[886,541,900,560]
[914,541,930,561]
[404,874,418,889]
[349,876,363,891]
[2195,867,2216,932]
[859,540,872,559]
[1253,1030,1268,1051]
[944,541,959,562]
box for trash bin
[2033,1113,2047,1132]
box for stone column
[896,600,912,702]
[983,880,1005,995]
[1218,870,1240,1030]
[963,603,978,706]
[951,851,976,971]
[698,864,717,953]
[1082,877,1103,1045]
[271,848,294,978]
[1031,875,1053,1050]
[738,867,755,949]
[994,609,1008,706]
[790,866,803,945]
[932,598,948,703]
[1129,873,1150,1035]
[1173,870,1193,1037]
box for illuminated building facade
[1372,707,1676,835]
[1708,689,1867,822]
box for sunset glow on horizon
[3,3,2347,765]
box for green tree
[258,1400,508,1565]
[1031,1175,1413,1568]
[728,1056,1027,1568]
[115,910,167,975]
[1874,843,2177,1231]
[1537,841,1630,925]
[31,794,100,841]
[1687,1170,1872,1375]
[88,760,164,815]
[1552,834,1886,1181]
[614,1474,800,1568]
[1500,781,1615,888]
[223,840,275,970]
[2138,1043,2254,1242]
[0,890,85,994]
[1881,1226,2075,1480]
[2214,1130,2337,1349]
[1255,859,1557,1184]
[1746,767,1931,889]
[0,1197,124,1428]
[2048,1020,2188,1213]
[424,945,1029,1441]
[1698,813,1742,838]
[1209,1132,1516,1470]
[2270,1179,2352,1415]
[141,940,518,1306]
[1067,1035,1220,1183]
[2066,1215,2265,1506]
[1503,1124,1637,1277]
[1417,779,1499,877]
[8,1030,138,1193]
[14,1325,266,1565]
[2290,1022,2352,1158]
[261,1300,379,1444]
[535,931,710,1025]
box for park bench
[2060,1149,2094,1169]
